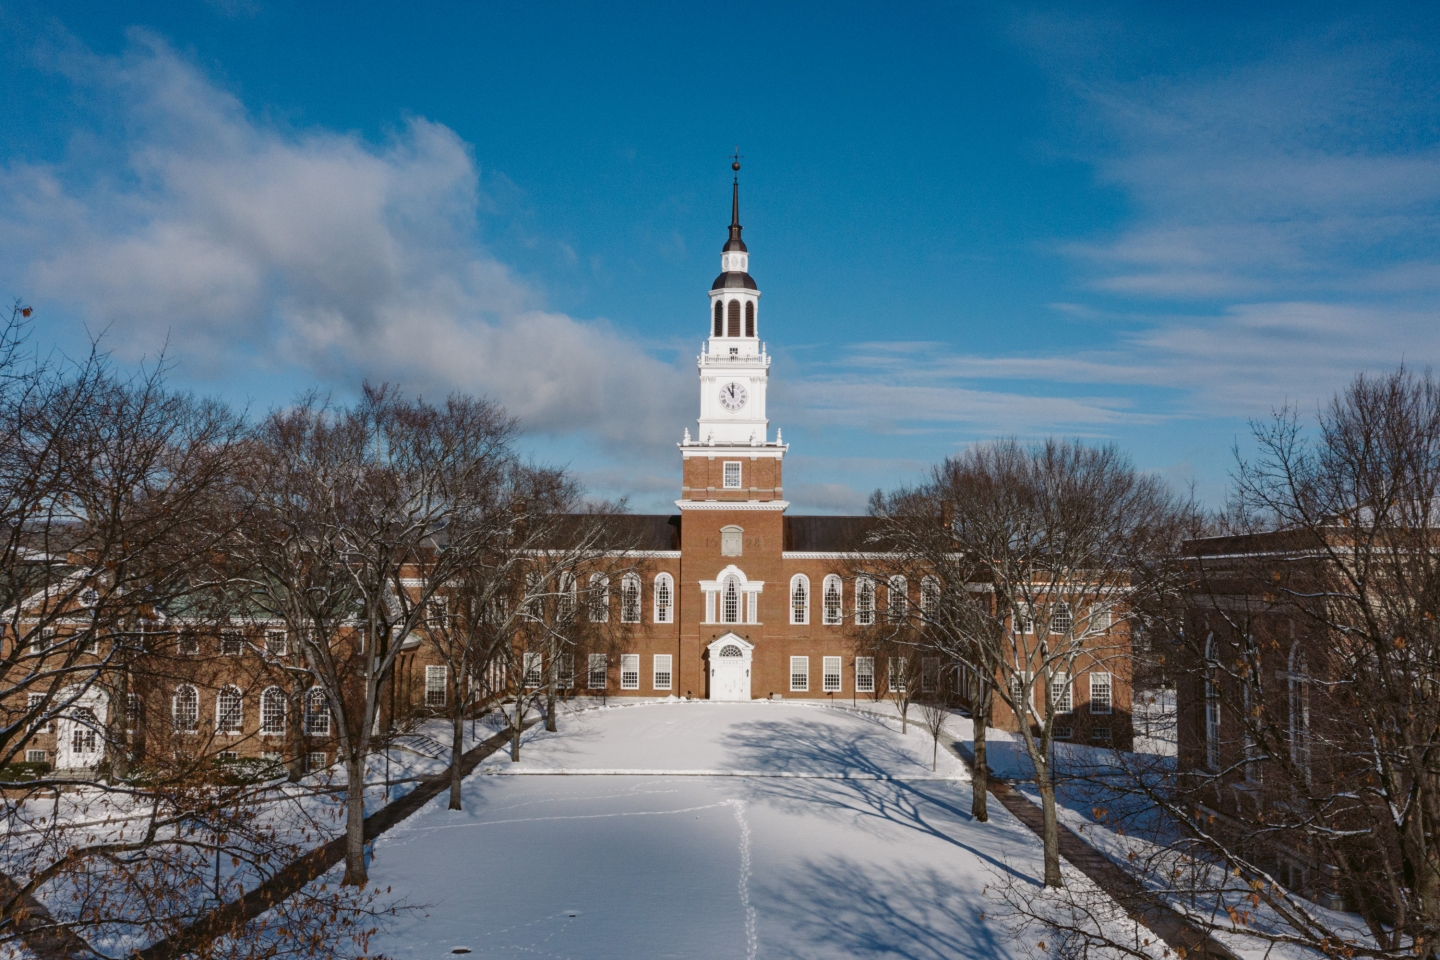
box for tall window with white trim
[621,573,642,623]
[620,654,640,690]
[1050,673,1072,714]
[790,656,809,692]
[216,686,243,734]
[723,575,741,623]
[790,574,809,624]
[260,686,286,735]
[653,655,673,691]
[1089,672,1112,715]
[823,656,842,692]
[306,688,330,735]
[265,629,288,656]
[723,461,742,489]
[588,653,608,689]
[856,577,875,626]
[589,574,610,622]
[426,665,448,706]
[1204,634,1221,769]
[173,685,199,733]
[922,657,940,693]
[887,657,907,693]
[855,657,875,693]
[823,575,842,625]
[523,652,543,688]
[920,576,940,616]
[888,576,908,621]
[1050,601,1073,635]
[654,574,674,623]
[557,654,574,690]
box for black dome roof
[711,271,758,291]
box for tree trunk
[510,695,524,762]
[544,687,557,733]
[110,671,130,781]
[1033,750,1063,888]
[971,687,990,822]
[287,691,305,783]
[932,738,938,771]
[449,703,465,810]
[342,755,368,886]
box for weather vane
[730,146,743,172]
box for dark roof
[711,271,758,291]
[784,516,876,552]
[620,514,682,551]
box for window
[70,707,98,753]
[713,300,723,336]
[719,643,743,658]
[721,525,743,555]
[1089,673,1112,715]
[1051,601,1073,635]
[723,462,742,490]
[744,301,755,337]
[221,633,244,656]
[260,687,286,735]
[855,657,875,693]
[1009,672,1033,722]
[823,656,842,693]
[727,299,740,337]
[307,751,328,772]
[427,596,449,627]
[126,693,141,734]
[1088,607,1112,632]
[265,629,288,656]
[654,574,674,623]
[722,576,741,624]
[588,654,608,689]
[856,577,875,626]
[1091,726,1112,743]
[26,626,54,656]
[790,575,809,625]
[178,632,200,656]
[747,591,758,624]
[558,572,578,621]
[654,655,673,691]
[920,577,940,617]
[27,693,53,732]
[823,576,843,625]
[1053,724,1072,741]
[556,654,574,690]
[620,654,640,690]
[217,751,239,762]
[1050,674,1072,714]
[426,664,448,705]
[1014,603,1034,634]
[887,658,907,694]
[888,576,908,621]
[790,656,809,692]
[922,657,940,693]
[26,749,45,764]
[1204,634,1220,770]
[621,574,642,623]
[589,574,610,623]
[523,652,543,689]
[1288,643,1311,778]
[80,587,99,607]
[305,688,331,736]
[217,686,244,734]
[173,685,199,733]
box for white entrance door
[710,642,751,701]
[56,688,108,770]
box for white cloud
[0,31,688,448]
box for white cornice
[676,499,789,511]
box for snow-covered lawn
[365,700,1054,960]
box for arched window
[713,300,723,337]
[305,688,331,736]
[727,300,741,337]
[856,577,876,626]
[172,684,199,733]
[1204,634,1220,769]
[920,576,940,616]
[1050,601,1073,635]
[1288,642,1311,779]
[888,576,908,620]
[260,686,286,736]
[654,574,674,623]
[719,643,743,658]
[744,301,755,337]
[558,571,577,621]
[216,686,243,734]
[621,573,642,623]
[589,573,610,623]
[722,575,741,623]
[790,575,809,625]
[823,575,843,625]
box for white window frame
[426,664,448,706]
[653,654,673,691]
[1091,725,1112,743]
[216,686,243,735]
[722,461,742,489]
[887,657,907,693]
[620,654,640,690]
[588,653,608,689]
[856,577,875,626]
[1014,603,1035,634]
[922,657,940,693]
[888,576,908,621]
[260,686,286,736]
[25,749,46,764]
[1050,601,1073,635]
[523,652,543,689]
[621,574,642,623]
[1009,671,1033,723]
[790,656,809,692]
[823,576,843,625]
[704,590,716,623]
[790,574,809,625]
[305,688,331,736]
[855,657,875,693]
[746,591,758,624]
[221,632,244,657]
[1050,673,1072,715]
[173,684,199,733]
[654,574,674,623]
[589,573,610,623]
[822,656,842,693]
[126,692,141,735]
[722,576,741,624]
[557,653,574,690]
[307,751,328,772]
[177,631,200,656]
[265,629,288,656]
[1089,672,1112,715]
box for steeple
[724,170,746,253]
[713,154,756,292]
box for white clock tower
[679,161,788,505]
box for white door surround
[707,633,754,701]
[55,686,108,770]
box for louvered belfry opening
[727,300,741,337]
[745,301,755,337]
[713,300,723,336]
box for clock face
[719,381,748,411]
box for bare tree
[916,689,953,772]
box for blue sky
[3,2,1439,513]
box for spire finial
[724,148,746,252]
